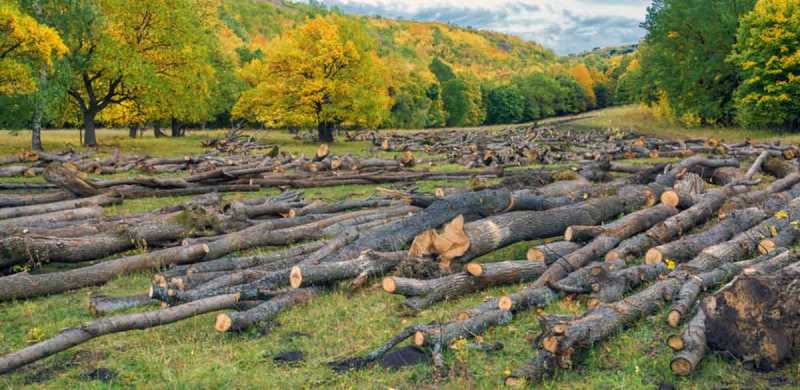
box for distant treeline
[0,0,632,146]
[623,0,799,130]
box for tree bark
[318,122,335,143]
[88,294,158,317]
[82,110,98,147]
[526,241,582,264]
[214,288,320,332]
[606,186,746,262]
[645,207,767,264]
[535,204,677,287]
[670,310,707,376]
[0,294,240,374]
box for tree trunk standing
[82,110,98,147]
[128,124,139,138]
[171,117,183,137]
[31,69,46,151]
[154,122,165,138]
[318,121,334,143]
[30,0,45,151]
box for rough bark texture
[535,204,677,287]
[606,186,744,262]
[670,309,707,376]
[526,241,582,264]
[88,294,158,317]
[0,294,240,374]
[646,207,767,264]
[215,288,320,332]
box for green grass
[571,105,800,144]
[1,125,799,389]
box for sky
[311,0,652,54]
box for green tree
[639,0,757,124]
[233,16,390,142]
[513,73,561,121]
[35,0,220,146]
[441,77,484,126]
[484,84,525,124]
[730,0,800,129]
[429,57,456,83]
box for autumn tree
[639,0,756,124]
[233,15,390,142]
[570,63,597,108]
[0,1,66,95]
[34,0,222,146]
[730,0,800,129]
[0,1,67,150]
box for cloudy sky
[310,0,652,54]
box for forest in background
[0,0,631,145]
[1,0,798,146]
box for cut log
[289,251,406,288]
[215,288,320,332]
[563,225,605,243]
[0,293,240,374]
[0,193,120,221]
[43,163,98,197]
[327,309,511,372]
[670,309,707,375]
[526,241,581,264]
[429,184,665,266]
[535,204,678,287]
[702,261,800,371]
[88,293,158,317]
[645,207,767,264]
[0,244,211,300]
[0,206,104,237]
[401,260,547,311]
[719,174,800,217]
[587,262,669,307]
[763,156,797,179]
[661,173,705,208]
[0,191,74,208]
[606,185,747,262]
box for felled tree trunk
[645,207,767,264]
[667,249,796,327]
[0,207,104,238]
[526,241,582,264]
[670,310,707,376]
[703,262,800,371]
[0,193,121,221]
[43,163,98,197]
[88,294,158,317]
[428,185,663,266]
[215,288,320,332]
[535,204,677,287]
[0,294,240,374]
[606,186,746,262]
[0,191,73,208]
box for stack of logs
[1,143,800,385]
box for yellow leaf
[666,259,677,270]
[774,210,789,219]
[771,225,779,237]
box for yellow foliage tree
[232,15,390,142]
[570,63,597,108]
[0,2,66,95]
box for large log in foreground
[702,262,800,371]
[0,294,240,374]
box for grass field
[1,110,799,389]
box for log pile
[4,132,800,386]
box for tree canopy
[233,15,390,142]
[0,1,66,95]
[730,0,800,129]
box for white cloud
[307,0,651,54]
